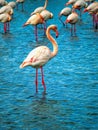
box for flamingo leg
[43,22,47,35]
[35,68,38,93]
[7,22,10,31]
[40,67,46,92]
[22,2,24,11]
[71,25,73,36]
[73,24,76,36]
[59,17,66,26]
[4,23,7,33]
[35,25,38,42]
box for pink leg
[43,22,47,35]
[35,69,38,93]
[40,67,46,92]
[7,22,10,31]
[71,25,73,36]
[35,25,38,41]
[73,24,76,36]
[4,23,7,33]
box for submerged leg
[40,67,46,92]
[43,22,47,35]
[35,69,38,93]
[22,2,24,11]
[71,25,73,36]
[35,25,38,42]
[4,23,7,33]
[7,22,10,31]
[73,24,76,36]
[59,17,66,26]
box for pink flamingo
[0,13,12,33]
[84,1,98,29]
[66,11,79,36]
[23,13,45,41]
[31,0,48,16]
[20,25,59,93]
[40,9,53,33]
[58,7,72,27]
[0,0,7,6]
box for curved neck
[46,27,58,58]
[44,0,48,9]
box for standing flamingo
[73,0,88,18]
[58,7,72,27]
[23,13,45,41]
[84,1,98,29]
[65,11,79,36]
[40,9,53,33]
[31,0,48,16]
[0,13,12,33]
[20,25,59,93]
[0,0,7,6]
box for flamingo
[8,1,16,9]
[16,0,25,11]
[58,7,72,27]
[40,9,53,33]
[65,0,78,6]
[0,4,14,15]
[0,13,12,33]
[84,1,98,13]
[84,1,98,28]
[73,0,88,18]
[23,13,45,41]
[65,11,79,36]
[31,0,48,16]
[0,0,7,6]
[20,25,59,93]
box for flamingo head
[53,25,59,38]
[20,61,32,68]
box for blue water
[0,0,98,129]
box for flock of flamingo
[0,0,98,93]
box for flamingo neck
[46,27,58,58]
[44,0,48,9]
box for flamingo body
[0,5,13,15]
[40,9,53,21]
[23,13,44,26]
[73,0,87,9]
[0,0,7,6]
[59,7,72,17]
[66,12,79,24]
[84,1,98,12]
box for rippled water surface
[0,0,98,130]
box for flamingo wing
[20,46,51,68]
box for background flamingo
[0,13,12,33]
[20,25,59,93]
[59,7,72,27]
[40,9,53,33]
[23,13,45,41]
[66,11,79,36]
[31,0,48,16]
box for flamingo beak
[83,9,88,12]
[66,19,70,23]
[56,31,59,38]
